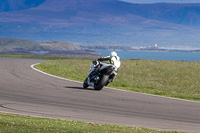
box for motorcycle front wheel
[83,78,89,88]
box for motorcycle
[83,60,118,90]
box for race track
[0,57,200,132]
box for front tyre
[83,78,89,88]
[94,75,109,90]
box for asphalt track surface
[0,58,200,132]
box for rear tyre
[94,75,109,90]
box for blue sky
[120,0,200,3]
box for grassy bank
[0,113,183,133]
[36,59,200,101]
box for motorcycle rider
[87,51,121,87]
[97,51,121,69]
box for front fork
[88,64,95,77]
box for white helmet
[110,51,117,57]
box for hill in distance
[1,38,199,56]
[0,38,45,52]
[0,38,98,56]
[0,0,200,48]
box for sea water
[96,50,200,62]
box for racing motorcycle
[83,60,118,90]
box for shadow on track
[65,86,97,91]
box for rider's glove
[93,60,98,65]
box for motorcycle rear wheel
[94,75,109,90]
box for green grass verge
[36,59,200,101]
[0,113,184,133]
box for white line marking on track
[31,63,200,104]
[31,63,82,84]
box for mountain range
[1,0,200,48]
